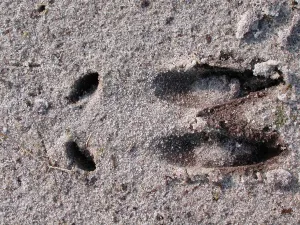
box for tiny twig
[3,128,73,174]
[48,165,72,173]
[85,133,93,148]
[20,146,72,173]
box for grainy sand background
[1,0,300,224]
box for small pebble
[34,98,49,114]
[253,60,280,78]
[277,93,287,101]
[2,127,8,134]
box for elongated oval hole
[65,141,96,171]
[68,72,99,103]
[156,131,286,168]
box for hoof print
[67,72,99,103]
[156,130,286,168]
[153,62,288,170]
[152,64,283,107]
[65,141,96,171]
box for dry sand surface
[1,0,300,224]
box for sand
[1,0,300,224]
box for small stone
[256,172,263,181]
[270,72,280,80]
[34,98,49,114]
[2,127,8,134]
[253,60,280,78]
[200,58,208,64]
[266,169,293,188]
[185,59,198,71]
[277,93,287,101]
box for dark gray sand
[1,0,300,224]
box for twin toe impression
[153,63,287,169]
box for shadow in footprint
[65,141,96,171]
[286,21,300,52]
[152,64,283,107]
[156,130,286,168]
[67,72,99,103]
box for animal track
[153,64,283,108]
[157,130,286,168]
[67,72,99,103]
[153,63,287,170]
[63,72,99,171]
[65,141,96,171]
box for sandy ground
[1,0,300,224]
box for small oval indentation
[65,141,96,171]
[68,72,99,103]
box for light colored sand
[1,0,300,224]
